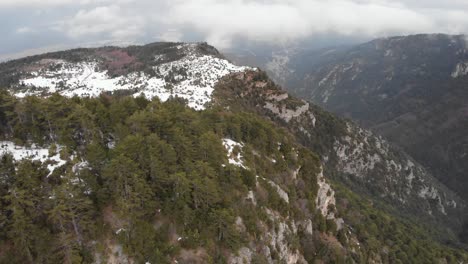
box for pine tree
[102,155,154,220]
[198,132,225,168]
[209,208,241,250]
[1,160,52,262]
[0,90,17,136]
[4,188,38,263]
[0,153,15,196]
[146,134,177,186]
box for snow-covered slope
[0,141,66,175]
[11,43,252,110]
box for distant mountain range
[259,34,468,207]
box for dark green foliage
[0,93,318,263]
[334,183,467,263]
[0,92,465,263]
[119,220,174,264]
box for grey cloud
[2,0,468,57]
[163,0,464,48]
[55,5,146,39]
[0,0,129,8]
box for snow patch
[115,228,126,235]
[72,160,89,174]
[0,141,66,175]
[17,51,251,110]
[222,138,246,168]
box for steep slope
[1,92,466,264]
[213,70,465,234]
[0,42,466,263]
[281,34,468,205]
[0,93,342,263]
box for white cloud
[0,0,86,7]
[0,0,133,7]
[4,0,468,56]
[0,0,71,7]
[16,26,36,34]
[157,29,183,42]
[163,0,442,48]
[55,5,145,39]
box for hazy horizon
[3,0,468,60]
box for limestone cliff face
[227,166,350,264]
[213,69,465,236]
[331,123,462,220]
[220,138,349,264]
[280,34,468,206]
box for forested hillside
[214,70,465,236]
[0,41,467,263]
[0,91,466,263]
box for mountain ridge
[0,41,467,263]
[213,69,465,231]
[278,34,468,208]
[1,42,249,110]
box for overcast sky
[2,0,468,60]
